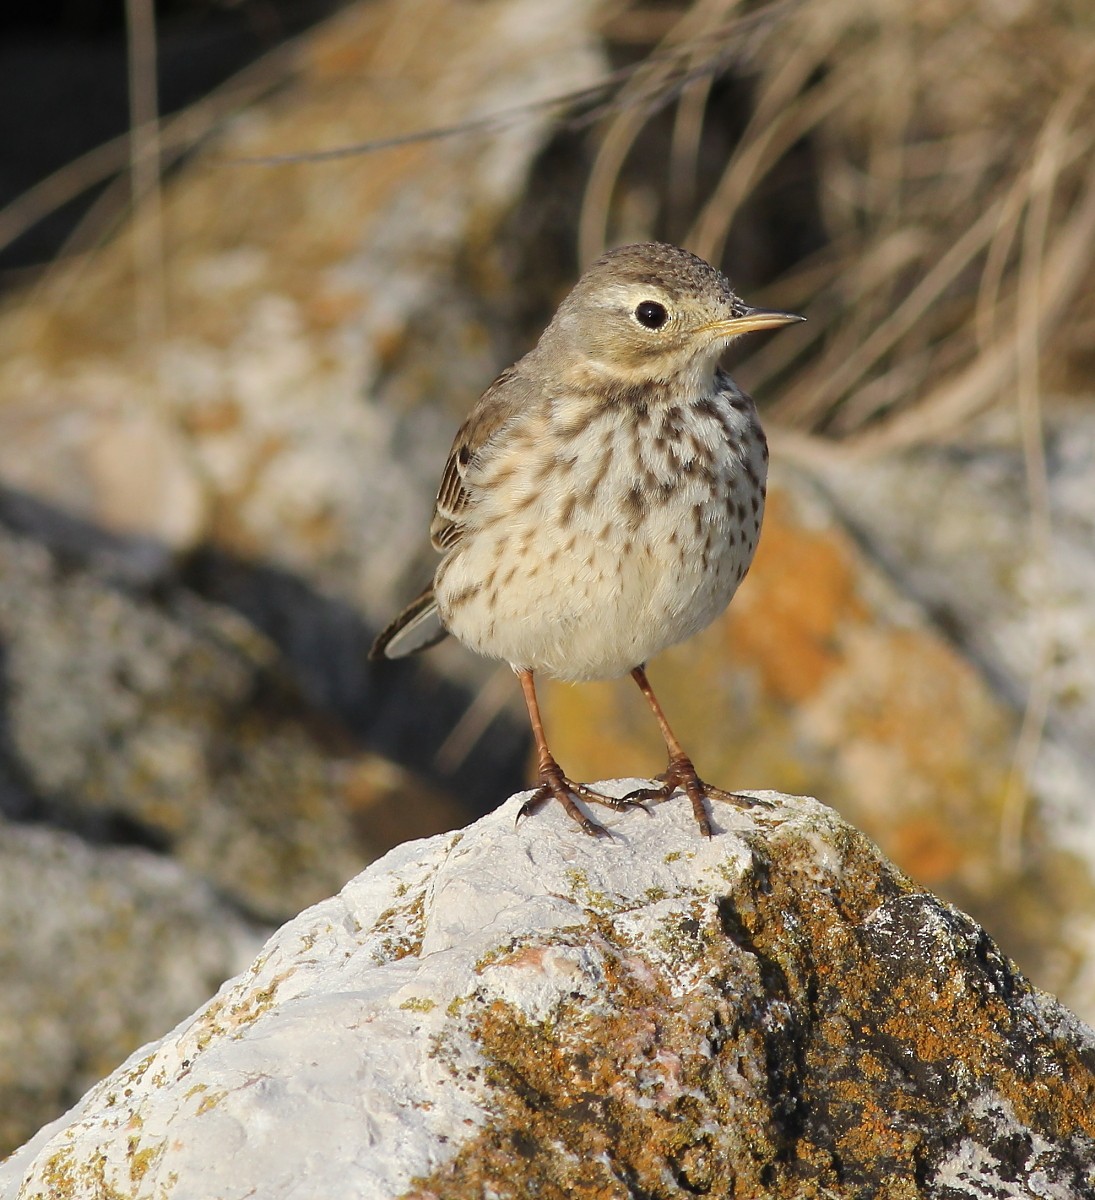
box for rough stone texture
[0,819,261,1160]
[0,524,371,921]
[2,787,1092,1199]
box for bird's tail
[369,583,449,660]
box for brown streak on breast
[624,487,646,532]
[445,582,482,610]
[584,446,614,505]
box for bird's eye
[634,300,668,330]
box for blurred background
[2,0,1094,1157]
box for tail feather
[369,583,449,660]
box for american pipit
[371,242,802,836]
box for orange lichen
[408,822,1095,1198]
[727,489,868,704]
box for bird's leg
[623,665,768,837]
[515,669,646,836]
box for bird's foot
[622,756,771,837]
[517,759,649,837]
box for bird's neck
[550,354,721,412]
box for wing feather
[369,583,446,659]
[429,366,528,552]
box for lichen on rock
[1,787,1092,1199]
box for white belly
[434,392,766,682]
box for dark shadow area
[0,639,174,851]
[0,484,177,585]
[0,641,46,826]
[0,488,183,847]
[0,0,343,284]
[0,485,530,839]
[181,547,531,815]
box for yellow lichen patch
[562,867,616,914]
[194,1089,227,1117]
[189,968,294,1058]
[370,891,427,963]
[34,1140,129,1200]
[127,1136,164,1187]
[871,961,1095,1142]
[399,997,437,1014]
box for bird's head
[539,242,803,398]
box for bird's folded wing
[430,365,528,552]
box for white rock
[0,786,778,1198]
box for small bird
[371,242,803,836]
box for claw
[620,783,672,806]
[515,767,648,836]
[628,762,769,837]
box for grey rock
[813,407,1095,883]
[0,819,261,1160]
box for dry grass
[6,1,1094,447]
[591,0,1095,449]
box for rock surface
[3,786,1092,1199]
[0,523,369,921]
[0,820,261,1161]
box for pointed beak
[702,307,806,339]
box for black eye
[635,300,668,330]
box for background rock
[0,819,261,1160]
[0,522,367,921]
[1,788,1092,1199]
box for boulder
[0,524,369,922]
[0,519,467,1156]
[0,820,260,1163]
[3,786,1092,1199]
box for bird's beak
[702,307,806,339]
